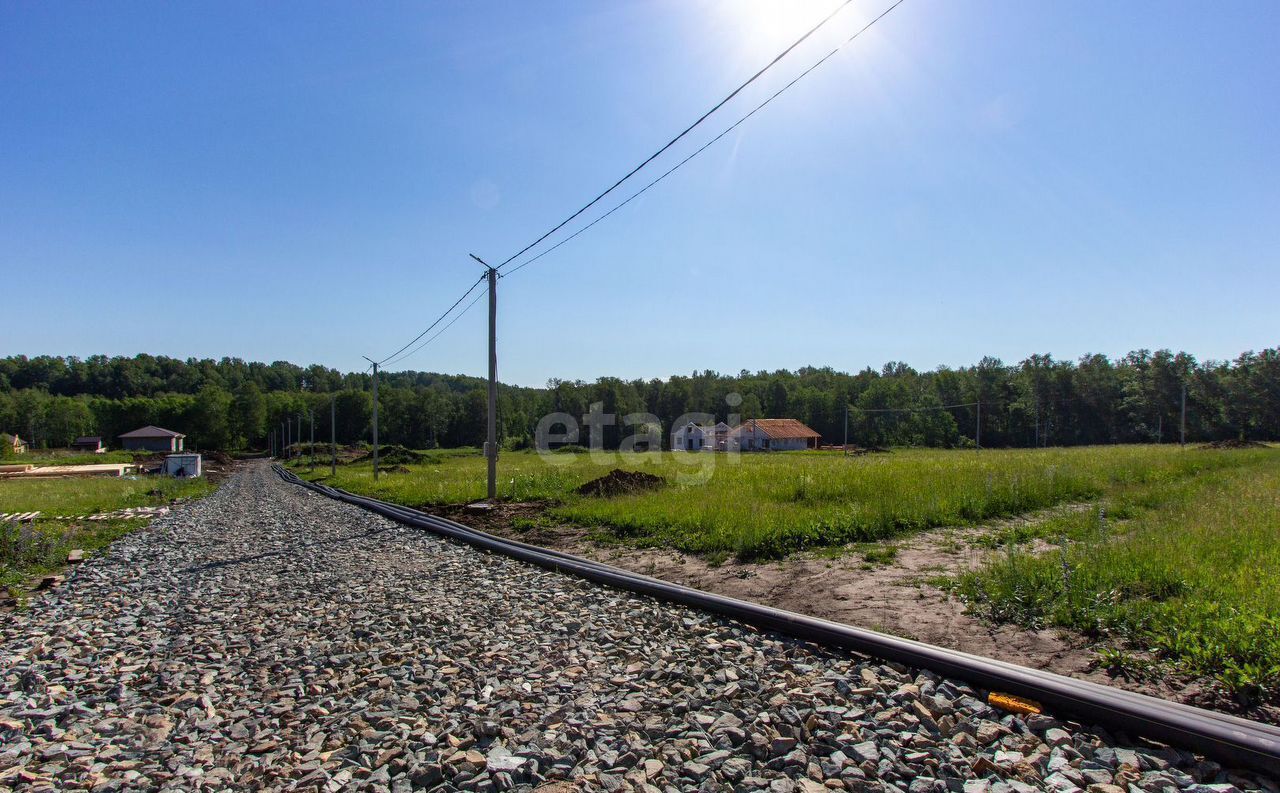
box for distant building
[673,421,731,452]
[118,426,186,452]
[161,453,202,478]
[71,436,105,454]
[731,419,821,451]
[1,433,28,455]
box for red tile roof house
[731,419,821,451]
[118,426,186,452]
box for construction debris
[0,463,137,479]
[0,512,40,523]
[33,575,62,591]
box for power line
[494,0,862,271]
[380,286,488,369]
[851,401,978,414]
[376,274,487,366]
[503,0,907,278]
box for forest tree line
[0,348,1277,452]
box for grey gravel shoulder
[1,463,1276,793]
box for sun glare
[721,0,853,63]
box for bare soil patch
[575,468,665,497]
[355,445,424,466]
[1198,438,1269,450]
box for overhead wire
[851,401,979,414]
[494,0,863,271]
[379,285,488,369]
[374,273,487,367]
[501,0,907,278]
[370,0,904,370]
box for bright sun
[724,0,853,62]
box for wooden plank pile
[0,512,41,522]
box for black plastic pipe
[274,466,1280,776]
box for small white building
[161,453,202,478]
[731,419,821,451]
[672,421,731,452]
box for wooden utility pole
[331,393,337,476]
[843,404,848,455]
[362,357,380,480]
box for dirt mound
[203,451,234,465]
[1199,439,1269,450]
[849,445,890,455]
[354,445,424,466]
[576,469,666,498]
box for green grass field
[294,445,1271,559]
[953,454,1280,702]
[0,473,214,594]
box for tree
[190,385,233,450]
[42,397,94,446]
[230,382,267,448]
[333,390,373,444]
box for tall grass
[955,456,1280,701]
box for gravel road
[1,463,1275,792]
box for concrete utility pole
[309,409,315,469]
[1034,400,1040,448]
[1180,383,1187,446]
[331,393,337,476]
[285,420,291,459]
[297,415,303,458]
[975,401,981,450]
[362,357,380,480]
[470,254,499,502]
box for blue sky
[3,1,1277,386]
